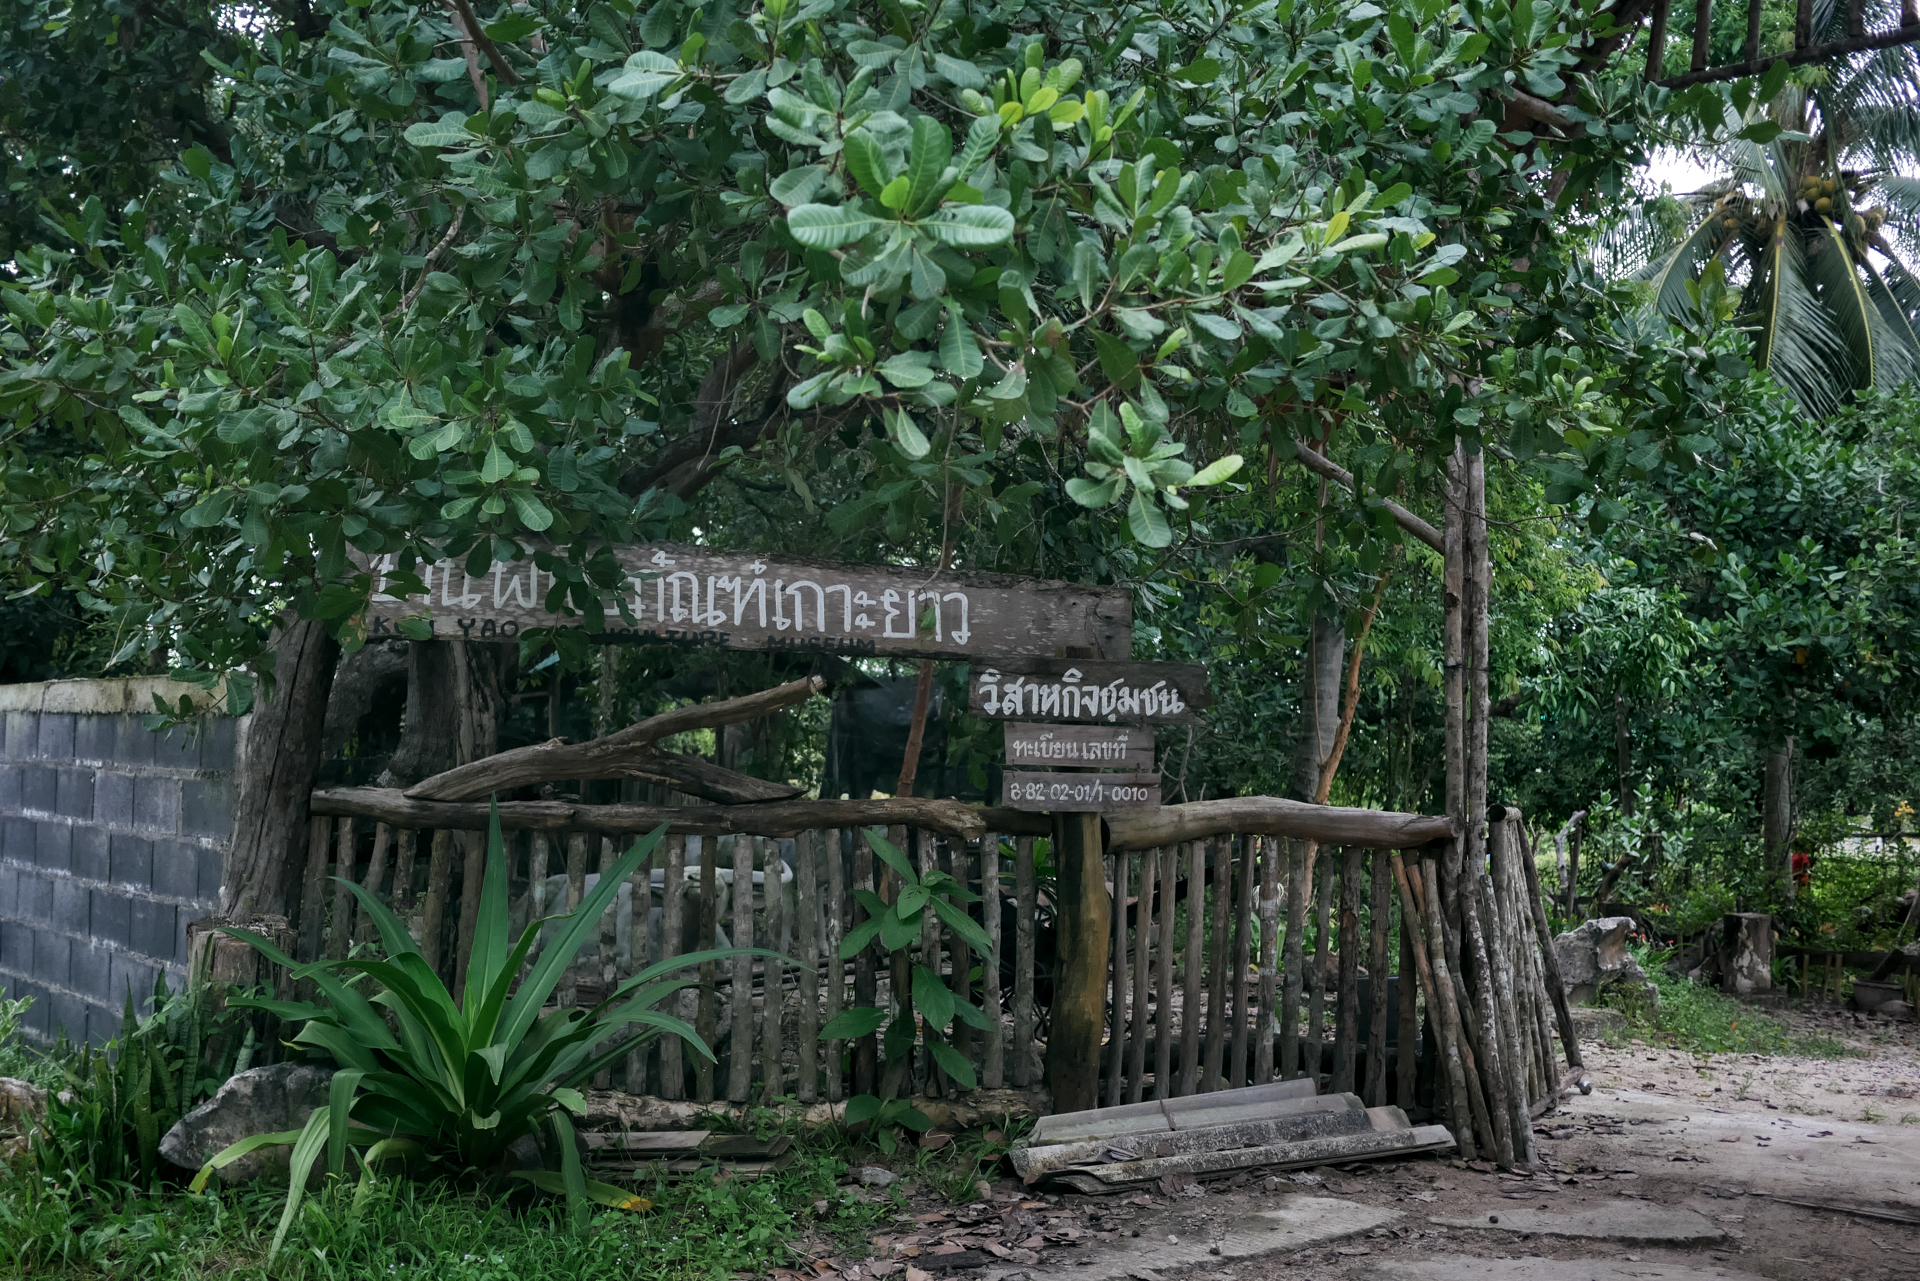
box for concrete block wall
[0,678,236,1044]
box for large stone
[159,1061,336,1185]
[1552,917,1658,1009]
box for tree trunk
[384,640,514,786]
[1290,612,1345,802]
[1764,737,1795,898]
[220,618,339,922]
[1614,689,1633,816]
[1046,811,1110,1113]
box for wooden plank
[1014,1105,1378,1178]
[1178,840,1204,1097]
[761,836,785,1104]
[1003,723,1155,769]
[594,836,619,1090]
[1331,847,1363,1095]
[354,823,392,949]
[795,829,820,1104]
[1153,843,1176,1099]
[454,829,486,994]
[1366,849,1392,1108]
[1039,1125,1457,1191]
[983,834,1004,1090]
[660,834,687,1100]
[1028,1078,1326,1144]
[851,827,877,1097]
[301,815,332,964]
[625,835,656,1094]
[1127,851,1153,1104]
[1279,837,1307,1080]
[823,829,846,1102]
[728,835,754,1102]
[1201,838,1230,1092]
[1012,835,1036,1089]
[357,543,1131,661]
[1304,854,1335,1084]
[1254,836,1279,1086]
[947,838,974,1073]
[1228,837,1253,1090]
[696,835,720,1102]
[918,830,946,1092]
[1099,796,1453,853]
[1106,851,1128,1107]
[391,826,419,922]
[970,658,1208,724]
[583,1130,711,1152]
[1001,771,1160,812]
[1397,886,1419,1112]
[327,817,356,961]
[421,828,454,979]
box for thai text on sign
[1003,723,1155,770]
[970,659,1209,724]
[1000,772,1163,812]
[353,544,1130,661]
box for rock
[159,1062,337,1185]
[1720,913,1773,996]
[853,1165,898,1186]
[0,1077,46,1163]
[1552,917,1657,1009]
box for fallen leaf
[906,1269,932,1281]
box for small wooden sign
[352,543,1129,661]
[971,658,1209,725]
[1003,723,1155,770]
[1001,771,1163,812]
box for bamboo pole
[1390,852,1476,1160]
[946,837,973,1073]
[1331,846,1363,1094]
[1254,836,1281,1085]
[1417,855,1494,1156]
[1012,835,1036,1090]
[354,823,392,949]
[1280,837,1308,1080]
[301,816,332,964]
[696,834,720,1102]
[1396,885,1419,1111]
[622,835,650,1093]
[1202,838,1230,1091]
[917,830,947,1094]
[1126,850,1154,1103]
[823,829,846,1102]
[1304,853,1335,1082]
[1462,868,1519,1166]
[762,837,786,1104]
[1515,820,1583,1071]
[328,817,357,962]
[851,827,877,1098]
[421,828,454,979]
[1365,849,1392,1107]
[1178,840,1205,1096]
[728,834,755,1102]
[1228,837,1255,1089]
[796,830,820,1104]
[391,826,419,925]
[660,834,686,1101]
[983,835,1005,1090]
[1153,843,1176,1098]
[1107,851,1130,1106]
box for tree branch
[403,675,824,800]
[1289,441,1445,553]
[439,0,524,92]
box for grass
[1598,946,1854,1059]
[0,1139,903,1281]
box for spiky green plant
[196,809,767,1256]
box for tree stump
[1721,913,1774,996]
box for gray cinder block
[36,714,74,763]
[35,820,71,874]
[32,928,70,987]
[89,890,132,949]
[1,815,33,861]
[132,774,181,836]
[110,833,153,889]
[50,877,88,937]
[70,826,109,881]
[55,768,94,820]
[20,766,54,813]
[131,898,177,961]
[2,712,36,763]
[74,714,116,764]
[152,838,201,902]
[113,715,156,768]
[70,942,111,1004]
[197,844,225,904]
[180,778,232,841]
[93,770,135,829]
[199,717,237,772]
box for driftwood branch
[405,675,823,801]
[1290,443,1445,554]
[312,788,990,841]
[981,796,1454,850]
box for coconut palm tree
[1610,0,1920,416]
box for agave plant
[1609,0,1920,416]
[195,810,763,1255]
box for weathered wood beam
[404,675,823,801]
[1288,442,1445,554]
[311,787,989,840]
[980,796,1454,850]
[1658,25,1920,85]
[1506,90,1573,134]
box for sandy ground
[837,1004,1920,1281]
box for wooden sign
[352,544,1130,661]
[1001,771,1163,812]
[1004,723,1154,770]
[971,659,1209,725]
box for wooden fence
[294,808,1572,1143]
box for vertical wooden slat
[1178,841,1204,1096]
[593,836,619,1090]
[824,829,847,1102]
[1744,0,1763,65]
[796,830,820,1103]
[1201,838,1230,1092]
[1793,0,1812,51]
[851,827,877,1098]
[623,834,654,1095]
[696,834,720,1102]
[1366,849,1392,1106]
[762,837,786,1103]
[1228,837,1254,1090]
[983,835,1005,1089]
[1848,0,1864,38]
[1153,843,1176,1098]
[1254,836,1280,1085]
[354,823,392,949]
[1105,850,1129,1106]
[421,828,453,978]
[917,830,947,1092]
[1280,837,1308,1080]
[1646,0,1672,79]
[1692,0,1714,72]
[391,826,419,921]
[945,837,972,1072]
[1304,853,1335,1084]
[453,829,485,995]
[301,816,332,963]
[1332,847,1363,1095]
[329,817,356,961]
[660,834,687,1101]
[1012,836,1036,1089]
[1397,886,1419,1111]
[1126,850,1153,1104]
[527,832,549,923]
[728,834,754,1102]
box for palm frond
[1861,254,1920,387]
[1747,220,1851,417]
[1803,216,1899,391]
[1637,213,1732,319]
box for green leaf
[402,113,471,147]
[843,131,891,198]
[768,165,827,207]
[904,115,953,215]
[887,407,931,459]
[1065,476,1122,507]
[1174,56,1222,84]
[821,1006,887,1040]
[929,1041,978,1089]
[933,54,987,88]
[954,113,1001,180]
[917,205,1015,247]
[940,308,983,378]
[1128,488,1172,546]
[786,204,885,248]
[608,50,681,101]
[913,964,955,1030]
[879,351,934,387]
[481,441,513,483]
[929,896,993,957]
[1188,454,1244,486]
